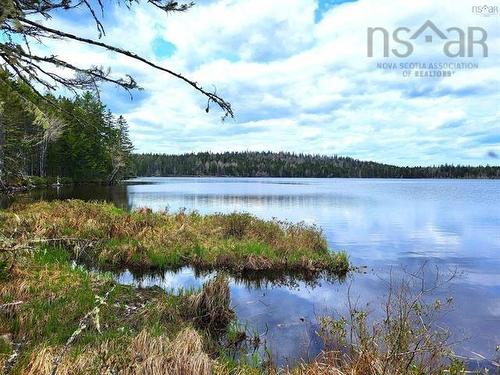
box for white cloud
[31,0,500,165]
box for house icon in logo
[410,20,448,43]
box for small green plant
[0,335,12,355]
[318,316,347,349]
[0,259,10,281]
[447,358,466,375]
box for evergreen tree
[0,71,136,187]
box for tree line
[0,70,134,189]
[132,152,500,179]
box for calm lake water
[3,177,500,367]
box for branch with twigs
[315,263,468,374]
[0,301,24,309]
[1,0,233,119]
[50,285,116,375]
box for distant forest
[132,152,500,179]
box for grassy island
[0,200,349,276]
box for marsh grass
[0,245,244,374]
[0,200,349,275]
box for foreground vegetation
[132,151,500,179]
[1,246,494,374]
[0,200,349,276]
[0,246,239,374]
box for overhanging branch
[15,16,233,119]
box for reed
[188,275,234,335]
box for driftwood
[0,238,100,259]
[50,286,116,375]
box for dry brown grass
[22,328,213,375]
[188,275,235,335]
[24,346,54,375]
[123,328,213,375]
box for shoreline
[2,174,500,197]
[127,175,500,180]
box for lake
[3,177,500,367]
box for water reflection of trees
[115,265,348,290]
[127,192,366,211]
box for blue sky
[30,0,500,166]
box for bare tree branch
[0,0,233,119]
